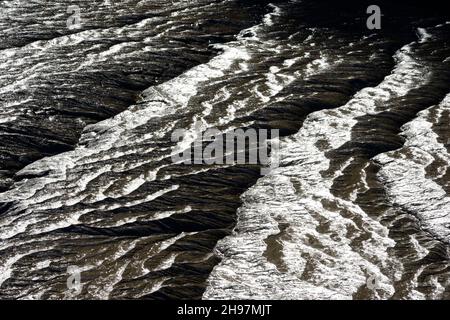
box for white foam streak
[205,37,429,299]
[376,94,450,242]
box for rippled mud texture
[1,0,450,300]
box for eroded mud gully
[0,0,449,300]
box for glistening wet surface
[0,0,449,299]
